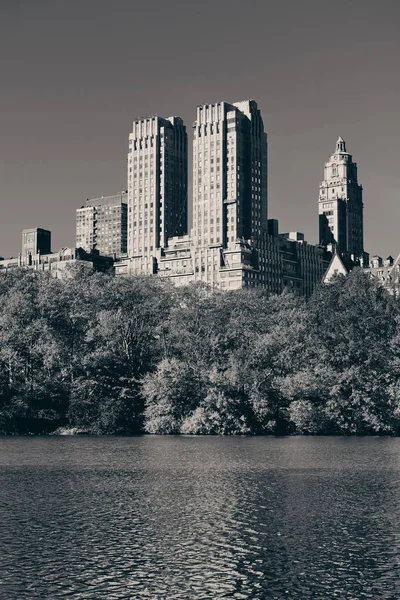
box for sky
[0,0,399,258]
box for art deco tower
[192,100,268,249]
[318,137,364,257]
[127,116,187,257]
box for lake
[0,436,399,599]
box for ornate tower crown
[319,136,364,258]
[336,136,346,153]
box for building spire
[336,136,346,153]
[319,136,364,257]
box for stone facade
[323,251,359,283]
[364,254,400,294]
[323,252,400,296]
[1,101,338,297]
[115,99,331,297]
[21,228,51,263]
[127,116,188,258]
[318,137,364,258]
[192,100,268,250]
[0,245,113,276]
[115,224,331,297]
[76,192,128,258]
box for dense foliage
[1,265,400,435]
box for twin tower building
[77,99,366,296]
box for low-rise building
[323,251,359,283]
[115,222,332,297]
[21,228,51,262]
[364,254,400,294]
[0,247,113,276]
[0,230,113,277]
[323,251,400,295]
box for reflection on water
[1,436,400,598]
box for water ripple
[1,436,400,598]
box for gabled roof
[323,252,354,283]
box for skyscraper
[318,137,364,257]
[127,116,187,258]
[192,100,268,249]
[116,100,331,295]
[76,192,128,258]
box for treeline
[1,265,400,435]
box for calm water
[1,437,400,599]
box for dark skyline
[0,0,399,258]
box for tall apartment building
[188,100,268,286]
[76,192,128,258]
[318,137,364,257]
[127,116,187,258]
[116,100,331,296]
[22,228,51,263]
[193,100,268,249]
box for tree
[142,359,203,433]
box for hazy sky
[0,0,399,257]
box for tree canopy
[0,267,399,435]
